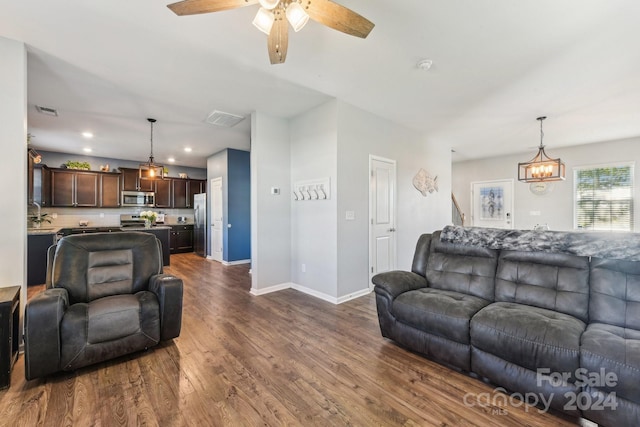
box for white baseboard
[221,259,251,266]
[250,282,371,305]
[250,282,293,296]
[205,256,250,266]
[336,287,372,304]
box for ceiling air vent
[35,105,58,116]
[205,110,245,128]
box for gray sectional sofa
[373,226,640,427]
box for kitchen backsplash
[29,207,195,228]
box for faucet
[33,202,42,219]
[33,201,41,220]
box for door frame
[368,155,397,290]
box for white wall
[250,102,453,302]
[290,101,339,297]
[452,137,640,231]
[0,37,27,313]
[250,112,292,292]
[336,101,452,292]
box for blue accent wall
[226,149,251,261]
[207,148,250,262]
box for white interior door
[471,179,514,229]
[210,178,223,262]
[370,156,397,288]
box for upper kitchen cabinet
[154,178,172,208]
[172,179,188,208]
[188,180,206,207]
[120,167,154,192]
[36,166,51,207]
[100,173,121,208]
[48,168,121,208]
[51,169,99,207]
[173,179,205,208]
[27,150,34,206]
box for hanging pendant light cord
[537,116,546,148]
[148,118,156,162]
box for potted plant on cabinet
[30,213,51,229]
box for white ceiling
[2,1,640,168]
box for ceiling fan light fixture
[258,0,280,10]
[286,2,309,32]
[253,8,275,35]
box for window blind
[575,164,634,231]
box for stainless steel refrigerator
[193,193,206,257]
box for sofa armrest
[24,288,69,380]
[149,274,183,341]
[372,271,428,299]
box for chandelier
[518,116,565,182]
[139,118,165,180]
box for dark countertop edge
[27,225,179,235]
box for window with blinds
[574,163,634,231]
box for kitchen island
[27,226,171,285]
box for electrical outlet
[99,213,105,218]
[301,264,306,273]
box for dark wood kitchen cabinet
[27,232,57,285]
[170,224,194,253]
[172,179,188,208]
[172,179,205,208]
[100,173,121,207]
[120,168,154,192]
[27,150,34,206]
[154,179,172,208]
[51,169,98,207]
[188,179,206,207]
[39,166,51,207]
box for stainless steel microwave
[121,191,155,207]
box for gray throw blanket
[440,225,640,262]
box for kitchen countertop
[27,225,177,235]
[27,227,61,235]
[119,226,172,231]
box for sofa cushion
[88,294,142,343]
[495,250,590,322]
[426,231,498,301]
[471,302,585,375]
[60,291,160,370]
[393,288,491,344]
[581,323,640,404]
[52,232,163,304]
[590,257,640,330]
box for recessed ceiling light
[83,148,92,153]
[82,132,94,138]
[184,147,192,153]
[417,59,433,70]
[168,158,176,163]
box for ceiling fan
[167,0,375,64]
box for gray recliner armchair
[24,232,183,380]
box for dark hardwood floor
[1,253,580,426]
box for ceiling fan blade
[303,0,374,39]
[268,9,288,64]
[167,0,258,16]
